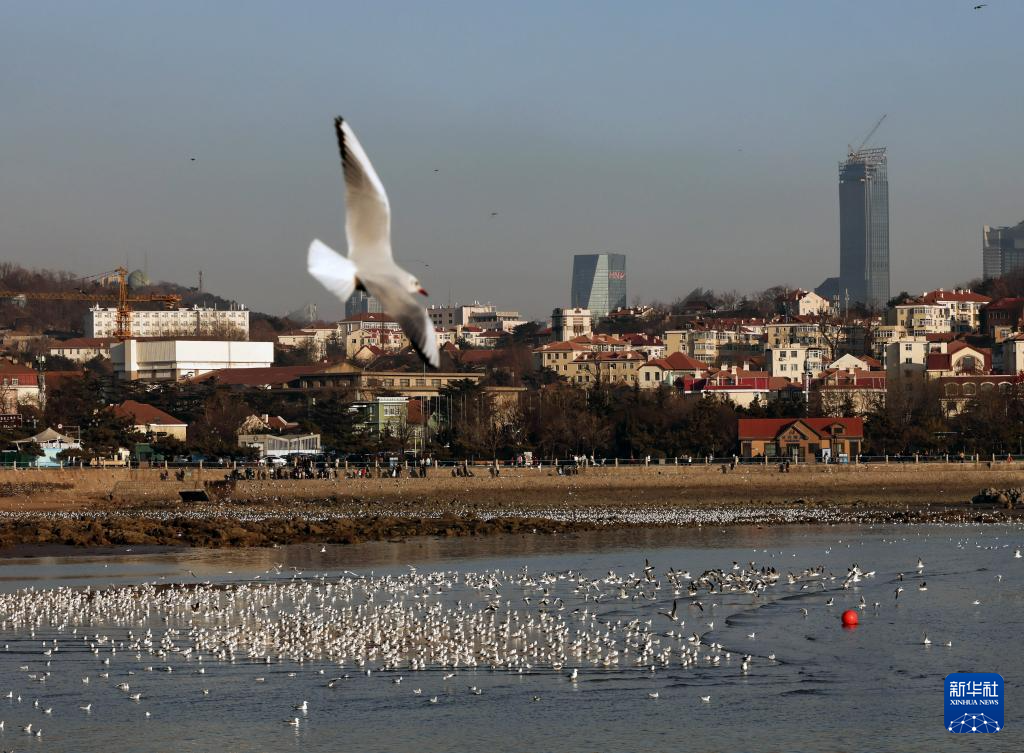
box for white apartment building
[86,305,249,338]
[425,301,520,327]
[885,336,931,380]
[767,345,825,379]
[111,339,274,381]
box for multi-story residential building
[776,289,830,317]
[337,312,403,336]
[620,334,665,360]
[551,307,593,341]
[812,368,886,416]
[767,345,826,379]
[917,289,990,333]
[49,337,115,364]
[983,221,1024,280]
[924,342,991,377]
[885,336,931,381]
[533,341,594,374]
[86,305,249,339]
[344,327,410,358]
[0,361,40,412]
[570,253,627,321]
[467,309,525,332]
[997,333,1024,375]
[980,298,1024,341]
[679,370,789,409]
[637,352,707,389]
[426,303,499,329]
[571,351,645,387]
[765,322,833,358]
[870,324,907,363]
[889,302,951,336]
[665,328,733,364]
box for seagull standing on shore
[308,117,439,368]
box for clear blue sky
[2,0,1021,319]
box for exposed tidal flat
[0,463,1021,549]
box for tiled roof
[195,365,323,386]
[113,400,186,426]
[738,417,864,440]
[51,337,115,348]
[918,289,991,304]
[647,352,708,371]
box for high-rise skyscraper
[837,147,890,309]
[983,222,1024,280]
[571,253,626,321]
[345,290,383,318]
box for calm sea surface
[0,523,1021,752]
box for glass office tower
[345,290,383,318]
[838,148,890,309]
[571,253,627,321]
[983,222,1024,280]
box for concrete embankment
[1,462,1023,512]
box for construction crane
[848,113,887,158]
[0,266,181,339]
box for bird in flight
[308,117,439,368]
[973,4,986,9]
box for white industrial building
[86,305,250,338]
[111,339,274,381]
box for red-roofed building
[737,417,863,461]
[812,369,887,416]
[112,400,187,440]
[0,360,40,412]
[638,352,708,388]
[924,342,991,377]
[192,365,326,389]
[675,372,791,408]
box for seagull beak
[418,287,429,297]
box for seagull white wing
[364,276,439,369]
[308,239,358,304]
[335,117,392,266]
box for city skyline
[2,2,1022,320]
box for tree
[188,390,253,457]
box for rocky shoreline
[0,498,1018,550]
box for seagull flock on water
[0,539,1017,740]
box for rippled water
[1,523,1021,752]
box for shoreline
[0,498,1017,550]
[1,464,1022,549]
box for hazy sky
[2,1,1022,320]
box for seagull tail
[308,238,358,303]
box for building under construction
[836,147,890,309]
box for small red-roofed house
[737,417,863,462]
[112,400,188,440]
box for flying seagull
[973,4,986,9]
[308,117,439,368]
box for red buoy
[841,609,859,627]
